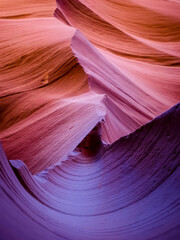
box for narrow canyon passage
[0,0,180,239]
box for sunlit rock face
[0,1,180,239]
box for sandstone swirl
[0,0,180,239]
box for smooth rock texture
[0,104,180,239]
[0,0,180,239]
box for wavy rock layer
[0,104,180,240]
[0,0,180,239]
[56,0,180,102]
[0,0,56,18]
